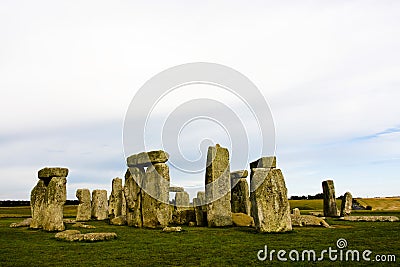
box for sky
[0,0,399,200]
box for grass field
[0,204,399,266]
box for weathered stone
[169,186,184,192]
[71,222,96,229]
[162,226,182,232]
[171,207,196,225]
[124,167,144,227]
[83,232,117,242]
[141,163,171,228]
[193,191,207,226]
[230,170,248,180]
[292,208,301,216]
[309,211,324,217]
[232,213,254,227]
[55,230,117,242]
[109,178,126,222]
[339,216,399,222]
[250,156,276,169]
[38,167,69,179]
[340,192,353,217]
[322,180,339,217]
[231,178,251,215]
[175,191,190,207]
[63,218,76,224]
[42,177,67,231]
[291,214,330,228]
[55,230,84,241]
[205,145,232,227]
[127,150,169,167]
[250,168,292,233]
[10,218,32,228]
[188,221,196,227]
[110,216,127,226]
[91,190,108,220]
[76,189,91,221]
[30,180,47,229]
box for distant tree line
[0,200,79,207]
[289,193,324,200]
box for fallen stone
[10,218,32,228]
[291,214,330,228]
[292,208,301,217]
[127,150,169,167]
[250,168,292,233]
[309,211,324,217]
[63,219,76,224]
[55,230,117,242]
[340,192,353,217]
[71,222,96,229]
[250,156,276,169]
[322,180,339,217]
[232,213,254,227]
[55,230,84,241]
[38,167,69,179]
[162,226,182,232]
[76,189,91,221]
[339,216,399,222]
[188,221,196,227]
[110,216,127,226]
[91,190,108,220]
[205,144,232,227]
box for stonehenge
[322,180,339,217]
[250,160,292,233]
[340,192,353,217]
[205,144,232,227]
[27,149,361,237]
[30,167,67,231]
[230,170,250,215]
[76,189,91,221]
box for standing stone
[76,189,91,221]
[42,177,67,231]
[30,167,68,231]
[250,167,292,233]
[175,191,190,207]
[30,180,47,229]
[91,190,108,220]
[340,192,353,217]
[141,163,171,228]
[205,144,232,227]
[194,191,207,226]
[231,170,251,215]
[322,180,339,217]
[124,167,144,227]
[109,178,126,221]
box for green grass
[289,199,342,211]
[0,206,399,266]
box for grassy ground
[356,198,400,211]
[0,206,399,266]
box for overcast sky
[1,1,399,200]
